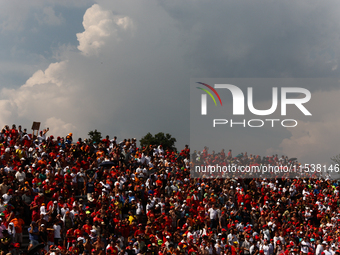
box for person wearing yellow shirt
[15,145,25,159]
[128,211,136,225]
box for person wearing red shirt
[22,136,31,148]
[106,240,118,254]
[32,172,41,186]
[68,240,79,254]
[61,184,70,198]
[93,214,103,224]
[54,169,64,184]
[43,180,52,197]
[244,191,252,206]
[74,225,83,239]
[134,224,145,237]
[82,220,92,235]
[66,227,76,249]
[113,214,120,225]
[121,221,130,240]
[30,198,40,222]
[64,171,72,185]
[57,239,66,253]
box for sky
[1,0,340,165]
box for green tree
[88,129,102,144]
[140,132,176,151]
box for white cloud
[76,4,133,56]
[0,60,79,138]
[0,4,138,141]
[2,0,340,156]
[23,61,67,88]
[45,117,76,138]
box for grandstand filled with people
[0,124,339,255]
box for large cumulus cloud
[0,0,340,164]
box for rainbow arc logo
[196,82,222,115]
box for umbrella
[288,158,297,162]
[28,243,45,255]
[99,161,116,168]
[236,153,243,158]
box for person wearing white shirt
[242,236,251,255]
[300,237,310,254]
[324,246,332,255]
[262,226,271,241]
[15,168,26,183]
[250,241,256,255]
[260,240,270,255]
[315,240,324,255]
[136,201,143,216]
[227,229,237,245]
[330,246,337,255]
[145,155,151,165]
[4,165,13,173]
[157,145,164,154]
[208,204,218,229]
[53,222,62,243]
[60,204,70,217]
[2,190,12,204]
[40,204,49,221]
[136,167,142,174]
[214,239,223,254]
[146,200,153,214]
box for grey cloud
[1,0,340,159]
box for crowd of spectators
[0,124,339,255]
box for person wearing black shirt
[126,242,136,255]
[39,224,48,246]
[77,238,85,254]
[86,179,95,201]
[0,230,12,254]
